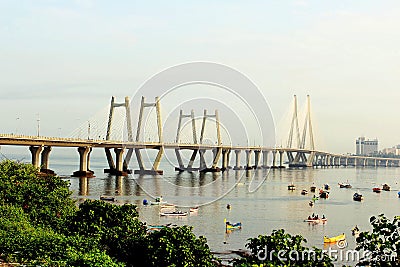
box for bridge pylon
[134,96,164,175]
[104,96,133,175]
[286,95,316,167]
[174,109,200,172]
[199,109,222,172]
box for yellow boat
[324,233,345,243]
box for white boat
[160,210,188,217]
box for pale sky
[1,0,400,154]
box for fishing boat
[190,207,199,213]
[353,192,363,201]
[372,187,381,193]
[147,223,174,231]
[100,196,115,201]
[301,189,308,195]
[288,183,296,190]
[225,221,242,231]
[160,210,188,217]
[310,185,316,193]
[324,233,346,243]
[338,182,352,188]
[312,195,319,201]
[382,183,391,191]
[304,215,327,223]
[319,190,329,199]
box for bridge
[0,95,399,177]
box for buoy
[227,204,231,210]
[143,199,149,205]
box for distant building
[381,145,400,156]
[356,137,378,156]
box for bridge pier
[200,148,221,173]
[73,147,94,177]
[233,150,242,170]
[262,151,269,168]
[254,150,261,169]
[271,151,278,168]
[40,146,55,174]
[29,145,42,168]
[134,147,164,175]
[105,148,132,175]
[221,149,231,171]
[279,151,285,168]
[245,150,253,170]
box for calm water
[3,150,400,266]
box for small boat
[151,197,167,205]
[304,214,327,223]
[398,191,400,198]
[160,204,175,209]
[372,187,381,193]
[288,183,296,190]
[338,182,352,188]
[225,221,242,231]
[353,192,363,201]
[309,201,314,207]
[382,183,391,191]
[310,185,316,193]
[319,190,329,199]
[189,207,199,213]
[312,195,319,201]
[147,223,174,231]
[301,189,308,195]
[100,195,115,201]
[324,233,346,243]
[160,210,188,217]
[324,184,330,190]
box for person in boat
[309,201,314,207]
[322,215,325,219]
[315,214,319,219]
[312,213,315,218]
[308,215,311,220]
[227,204,231,210]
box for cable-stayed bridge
[0,95,398,177]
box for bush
[356,214,400,266]
[233,229,333,267]
[0,160,76,230]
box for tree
[356,214,400,266]
[0,160,76,230]
[145,226,216,267]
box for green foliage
[0,204,122,266]
[0,159,76,230]
[145,225,216,267]
[65,200,148,266]
[233,229,333,267]
[356,214,400,266]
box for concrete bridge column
[222,149,228,170]
[254,150,261,169]
[226,150,231,169]
[345,157,348,166]
[385,160,389,167]
[271,151,277,168]
[114,148,125,174]
[262,151,269,168]
[233,150,242,170]
[73,147,94,177]
[279,151,285,168]
[199,149,207,171]
[363,158,366,166]
[29,145,43,168]
[245,150,253,170]
[40,146,55,174]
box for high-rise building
[355,137,378,156]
